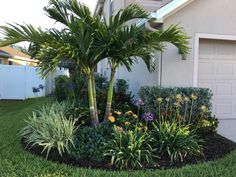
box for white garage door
[198,39,236,141]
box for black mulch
[22,134,236,171]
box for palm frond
[148,25,190,55]
[109,4,149,30]
[0,24,46,46]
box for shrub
[139,86,213,119]
[138,86,218,134]
[54,75,72,102]
[72,124,112,161]
[20,104,78,158]
[103,126,157,169]
[152,121,203,162]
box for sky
[0,0,98,35]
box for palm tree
[101,5,190,121]
[0,0,189,125]
[0,0,105,125]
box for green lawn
[1,98,236,177]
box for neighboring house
[0,46,38,66]
[95,0,236,141]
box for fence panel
[0,65,45,100]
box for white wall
[0,65,45,100]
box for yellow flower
[156,97,163,103]
[109,113,112,116]
[176,94,182,101]
[202,119,211,127]
[108,116,115,123]
[125,111,133,116]
[114,111,122,116]
[190,94,197,100]
[135,126,142,131]
[125,121,131,126]
[200,105,207,112]
[133,114,138,119]
[184,96,190,102]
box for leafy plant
[196,116,219,136]
[152,121,203,163]
[103,126,157,169]
[54,76,72,102]
[20,105,78,158]
[72,125,112,161]
[36,100,74,118]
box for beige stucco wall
[162,0,236,87]
[98,0,236,94]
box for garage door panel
[216,63,234,75]
[198,62,214,75]
[215,83,232,95]
[198,39,236,121]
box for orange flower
[125,111,133,116]
[114,111,122,116]
[133,114,138,119]
[125,121,131,126]
[108,116,115,123]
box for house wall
[97,0,163,95]
[162,0,236,87]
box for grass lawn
[1,98,236,177]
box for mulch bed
[22,134,236,171]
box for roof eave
[136,0,194,29]
[153,0,194,23]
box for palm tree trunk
[87,73,99,125]
[104,67,116,122]
[91,73,99,123]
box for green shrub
[152,121,203,162]
[103,127,157,169]
[139,86,212,115]
[54,75,72,102]
[72,124,112,161]
[138,87,217,132]
[20,105,78,158]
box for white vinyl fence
[0,65,68,100]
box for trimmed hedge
[139,86,213,119]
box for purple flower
[133,99,144,107]
[142,112,154,121]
